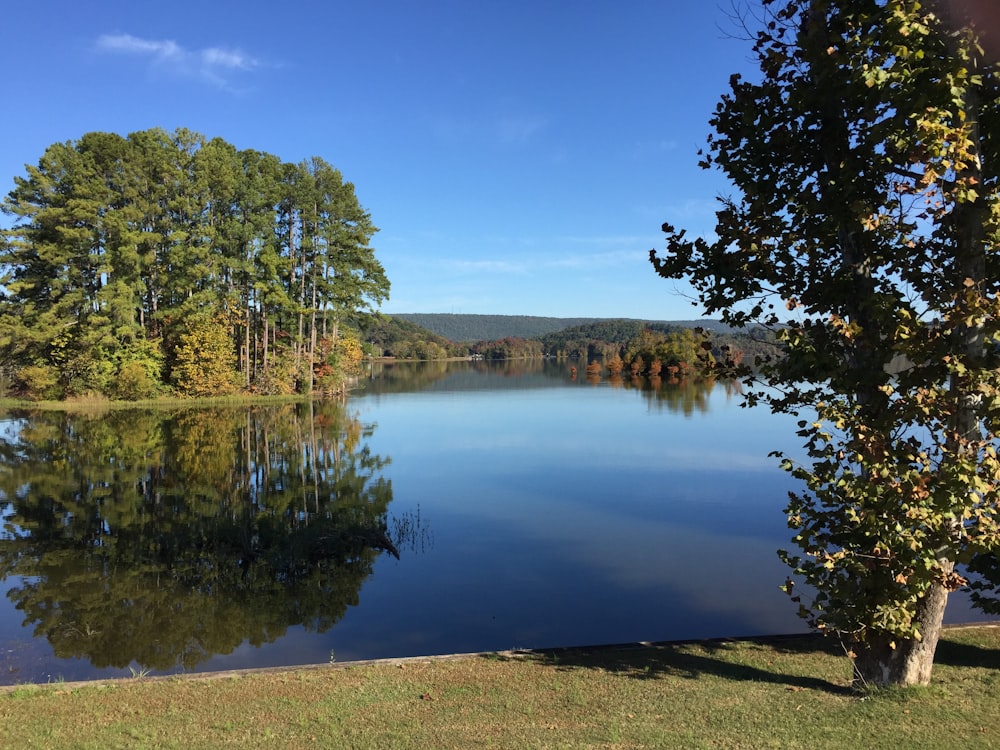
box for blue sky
[1,1,757,320]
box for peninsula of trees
[0,128,389,399]
[365,315,778,374]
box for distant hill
[391,313,730,342]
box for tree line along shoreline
[361,315,779,375]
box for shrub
[113,361,159,401]
[16,364,62,401]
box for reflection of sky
[0,418,23,442]
[355,386,797,468]
[320,380,816,659]
[330,377,990,661]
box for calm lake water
[0,360,988,684]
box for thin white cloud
[495,115,548,145]
[557,234,650,247]
[97,34,182,60]
[633,197,718,223]
[450,259,529,274]
[438,247,644,276]
[631,138,678,158]
[543,249,641,270]
[200,47,256,71]
[386,230,657,278]
[95,33,262,89]
[423,112,547,147]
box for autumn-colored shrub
[171,317,241,397]
[113,361,159,401]
[16,364,62,401]
[335,336,365,376]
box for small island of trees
[0,128,389,400]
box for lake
[0,360,987,684]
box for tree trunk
[296,210,308,379]
[262,314,269,381]
[244,300,251,388]
[249,287,258,386]
[852,566,951,688]
[308,275,317,394]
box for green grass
[1,626,999,749]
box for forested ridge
[0,128,389,400]
[372,314,780,372]
[362,315,468,360]
[534,319,776,367]
[392,312,734,341]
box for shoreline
[5,621,996,694]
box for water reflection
[0,403,399,676]
[0,363,850,684]
[363,358,724,418]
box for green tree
[229,148,283,388]
[1,129,388,398]
[0,138,115,397]
[651,0,1000,687]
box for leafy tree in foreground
[651,0,1000,687]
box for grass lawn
[1,626,998,749]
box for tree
[651,0,1000,687]
[0,138,115,395]
[1,129,388,398]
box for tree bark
[852,568,951,688]
[243,301,251,388]
[308,274,317,394]
[262,313,269,382]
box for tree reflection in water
[0,401,404,674]
[633,377,733,417]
